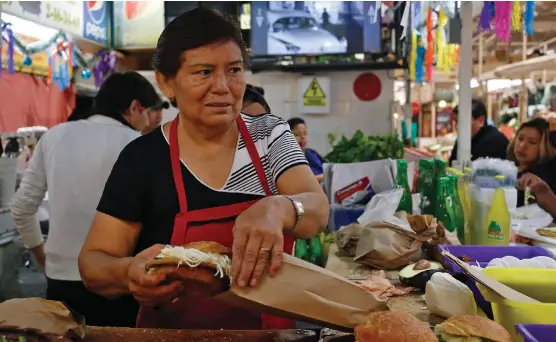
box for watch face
[295,200,305,215]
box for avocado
[399,260,444,290]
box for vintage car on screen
[267,10,347,55]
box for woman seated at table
[507,117,556,207]
[287,117,326,183]
[518,173,556,220]
[78,8,328,330]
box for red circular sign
[353,72,382,101]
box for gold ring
[260,247,271,252]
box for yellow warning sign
[303,78,326,107]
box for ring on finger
[260,247,271,253]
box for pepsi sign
[83,1,109,45]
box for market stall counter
[325,243,445,325]
[83,327,318,342]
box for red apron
[136,115,295,330]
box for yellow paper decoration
[436,9,447,72]
[512,1,522,31]
[410,30,417,81]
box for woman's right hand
[127,244,184,307]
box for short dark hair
[243,84,270,113]
[94,72,160,112]
[85,72,160,128]
[287,117,306,130]
[453,99,487,120]
[153,7,249,78]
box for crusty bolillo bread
[146,241,232,296]
[355,311,438,342]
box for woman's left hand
[231,197,287,288]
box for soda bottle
[448,175,465,243]
[294,239,309,261]
[308,236,323,266]
[417,159,435,215]
[396,159,413,214]
[436,177,457,232]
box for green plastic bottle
[294,239,309,261]
[432,158,448,215]
[417,159,435,215]
[448,175,466,244]
[396,159,413,214]
[435,177,457,232]
[295,237,324,266]
[308,236,323,266]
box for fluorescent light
[1,13,58,41]
[439,100,447,108]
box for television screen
[250,1,381,56]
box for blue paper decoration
[82,69,91,80]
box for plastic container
[437,245,554,318]
[516,324,556,342]
[477,269,556,342]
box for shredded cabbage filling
[151,245,231,278]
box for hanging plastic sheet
[511,1,522,32]
[494,1,512,42]
[478,1,495,32]
[425,8,434,82]
[524,1,535,36]
[0,22,15,78]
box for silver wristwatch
[283,196,304,232]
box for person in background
[142,101,170,135]
[517,173,556,220]
[11,72,161,327]
[287,117,325,183]
[242,84,270,116]
[449,99,509,165]
[507,118,556,207]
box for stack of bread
[354,311,512,342]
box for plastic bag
[357,188,404,226]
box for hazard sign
[303,78,326,107]
[298,76,331,114]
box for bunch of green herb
[325,130,404,163]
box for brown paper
[336,224,364,257]
[441,251,539,303]
[352,214,437,270]
[216,254,388,331]
[0,297,87,340]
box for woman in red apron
[78,7,328,330]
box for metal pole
[520,28,528,122]
[404,1,413,143]
[457,1,473,163]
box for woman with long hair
[508,117,556,207]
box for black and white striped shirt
[97,113,308,254]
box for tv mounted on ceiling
[250,1,382,57]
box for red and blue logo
[83,1,108,45]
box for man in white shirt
[11,72,161,327]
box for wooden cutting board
[84,327,319,342]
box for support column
[457,1,473,162]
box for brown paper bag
[216,254,388,330]
[352,213,437,270]
[336,224,364,257]
[0,297,86,340]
